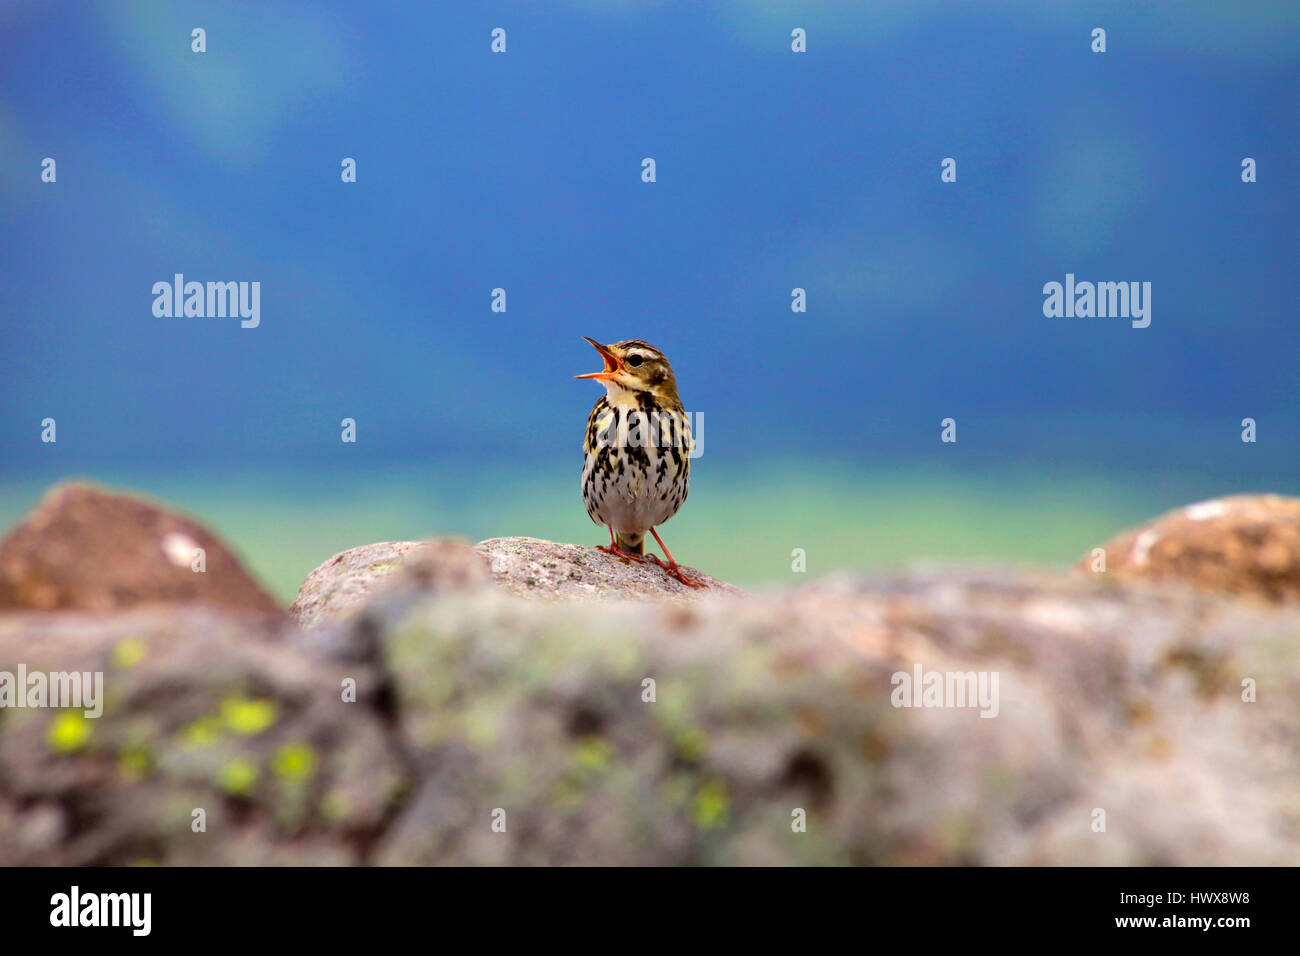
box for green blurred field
[0,460,1262,606]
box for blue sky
[2,1,1298,488]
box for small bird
[576,336,705,588]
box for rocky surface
[476,536,741,601]
[4,559,1300,864]
[0,483,282,619]
[290,539,490,631]
[1081,494,1300,602]
[290,536,738,629]
[0,606,404,865]
[366,569,1298,865]
[4,488,1300,864]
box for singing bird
[576,337,705,588]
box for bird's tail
[615,531,645,555]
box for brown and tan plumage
[575,337,704,588]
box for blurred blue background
[2,1,1298,600]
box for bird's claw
[597,544,649,564]
[645,553,709,588]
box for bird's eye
[626,354,644,367]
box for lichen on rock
[5,485,1300,865]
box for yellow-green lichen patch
[220,697,279,736]
[691,779,730,830]
[272,743,318,782]
[571,736,614,778]
[118,743,152,782]
[217,758,259,795]
[47,712,92,753]
[112,637,147,669]
[177,716,224,749]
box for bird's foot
[646,553,709,588]
[597,544,649,565]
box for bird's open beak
[575,336,620,380]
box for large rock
[290,536,738,629]
[0,483,283,619]
[367,570,1300,865]
[7,483,1300,866]
[3,568,1298,865]
[1081,494,1300,602]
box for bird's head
[575,337,681,406]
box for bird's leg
[647,527,708,588]
[597,526,648,564]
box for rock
[476,536,741,600]
[290,539,490,631]
[6,476,1299,865]
[290,537,738,629]
[0,483,283,619]
[366,569,1299,865]
[0,606,407,865]
[4,567,1299,864]
[1081,494,1300,602]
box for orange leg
[597,525,648,564]
[647,527,707,588]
